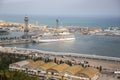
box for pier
[0,39,32,45]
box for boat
[0,27,9,35]
[33,30,75,43]
[95,32,107,36]
[33,32,75,43]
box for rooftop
[49,63,70,73]
[40,62,57,70]
[13,60,30,67]
[80,67,99,78]
[64,65,83,75]
[27,60,45,68]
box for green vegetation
[96,66,102,72]
[0,71,38,80]
[54,57,57,63]
[0,52,38,80]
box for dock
[0,39,32,45]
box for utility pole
[56,19,59,27]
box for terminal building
[9,60,100,80]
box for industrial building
[9,60,100,80]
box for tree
[65,60,72,66]
[54,58,57,63]
[99,66,102,72]
[60,60,64,64]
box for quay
[0,39,32,45]
[0,46,120,62]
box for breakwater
[0,46,120,62]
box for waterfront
[2,33,120,57]
[1,0,120,80]
[0,15,120,57]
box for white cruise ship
[33,27,75,43]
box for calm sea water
[0,15,120,57]
[2,33,120,57]
[0,14,120,27]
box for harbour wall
[0,39,33,45]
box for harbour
[0,18,120,80]
[1,33,120,57]
[0,16,120,58]
[1,0,120,80]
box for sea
[0,14,120,57]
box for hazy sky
[0,0,120,17]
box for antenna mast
[56,19,59,27]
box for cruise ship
[33,27,75,43]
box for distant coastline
[0,14,120,27]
